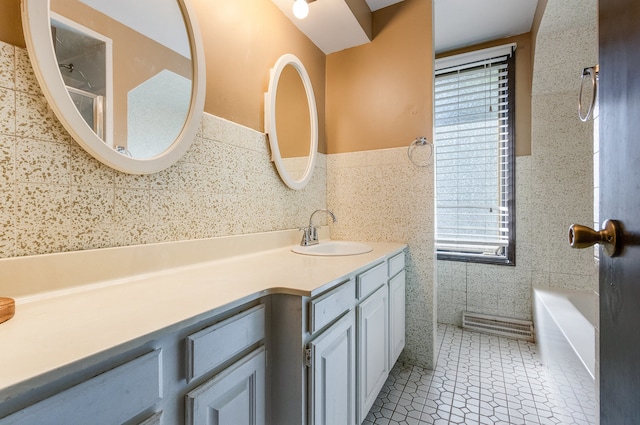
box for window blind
[434,48,515,263]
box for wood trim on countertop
[0,298,15,324]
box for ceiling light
[293,0,309,19]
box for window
[434,45,516,265]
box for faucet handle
[310,226,318,241]
[299,226,312,246]
[298,225,319,246]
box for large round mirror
[265,54,318,190]
[21,0,205,174]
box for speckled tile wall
[0,40,326,258]
[327,147,437,369]
[437,0,599,327]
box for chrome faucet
[300,209,337,246]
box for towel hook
[578,65,598,122]
[407,137,433,167]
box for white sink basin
[291,241,373,256]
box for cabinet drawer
[309,279,355,334]
[186,304,265,382]
[388,252,405,278]
[0,350,162,425]
[357,262,386,300]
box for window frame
[434,45,516,266]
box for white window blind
[434,47,515,264]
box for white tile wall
[0,40,327,258]
[327,147,437,369]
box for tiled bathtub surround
[437,0,599,327]
[0,40,326,258]
[327,148,436,369]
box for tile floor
[365,324,597,425]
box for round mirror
[21,0,205,174]
[265,54,318,190]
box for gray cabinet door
[389,270,406,367]
[185,347,265,425]
[357,284,389,423]
[308,310,357,425]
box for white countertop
[0,229,405,399]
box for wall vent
[462,312,534,342]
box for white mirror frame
[265,54,318,190]
[21,0,206,174]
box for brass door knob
[568,219,621,256]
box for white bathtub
[534,287,596,380]
[534,287,598,423]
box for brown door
[599,0,640,422]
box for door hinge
[304,346,312,368]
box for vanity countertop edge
[0,229,406,400]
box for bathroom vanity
[0,229,406,425]
[271,248,406,425]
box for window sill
[436,251,515,266]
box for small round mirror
[265,54,318,190]
[21,0,205,174]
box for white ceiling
[79,0,191,58]
[364,0,404,10]
[270,0,403,54]
[434,0,539,54]
[272,0,539,55]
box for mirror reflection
[50,0,192,158]
[275,64,312,181]
[52,16,107,141]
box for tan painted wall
[192,0,327,153]
[1,0,327,153]
[436,33,533,156]
[0,0,24,48]
[325,0,433,154]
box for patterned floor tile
[367,324,598,425]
